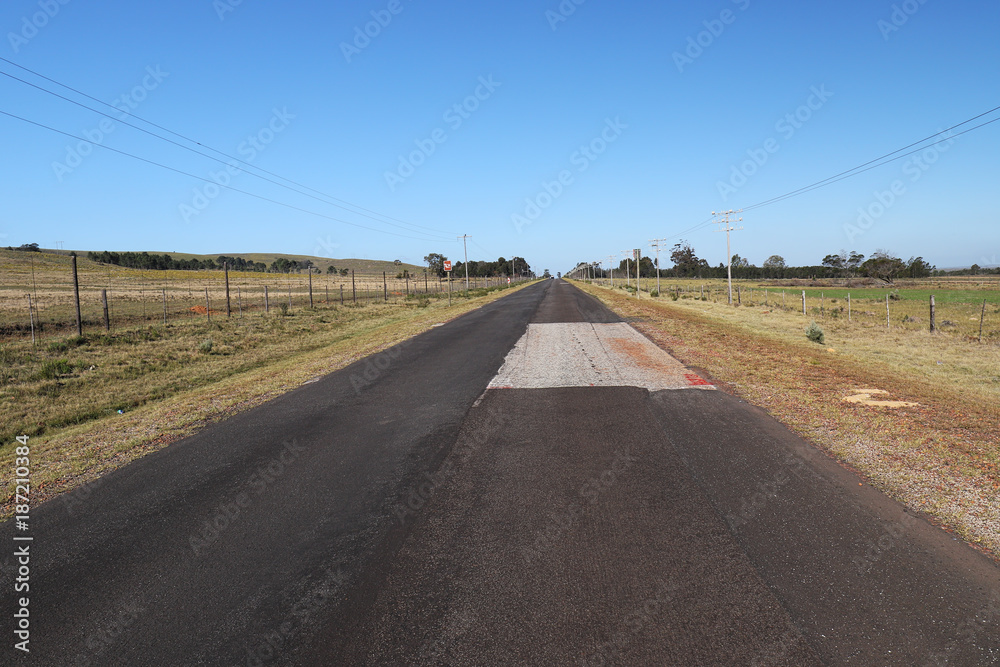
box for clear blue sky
[1,0,998,274]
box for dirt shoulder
[576,282,1000,561]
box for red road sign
[444,261,452,272]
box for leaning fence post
[27,294,36,346]
[101,289,111,332]
[72,254,82,337]
[980,299,987,343]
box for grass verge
[0,282,535,519]
[576,281,1000,561]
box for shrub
[277,302,290,317]
[39,359,73,379]
[47,340,68,353]
[198,339,214,354]
[670,291,679,301]
[650,290,659,298]
[805,321,825,344]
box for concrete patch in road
[488,322,714,390]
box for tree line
[576,243,999,284]
[424,253,533,278]
[86,251,321,274]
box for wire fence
[1,264,524,344]
[588,278,1000,343]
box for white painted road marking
[488,323,714,390]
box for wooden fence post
[72,254,82,336]
[886,294,890,329]
[383,272,388,302]
[352,270,356,304]
[980,299,987,343]
[224,262,231,318]
[101,289,110,332]
[162,288,167,325]
[308,270,314,309]
[848,293,851,322]
[929,295,936,333]
[205,288,211,323]
[801,290,805,315]
[264,285,269,313]
[27,294,36,346]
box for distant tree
[971,263,981,275]
[393,259,402,265]
[670,241,706,277]
[847,251,865,272]
[424,253,447,277]
[543,269,551,278]
[16,243,40,252]
[906,256,933,278]
[861,249,906,284]
[340,268,349,276]
[822,253,844,270]
[729,253,750,268]
[326,265,337,274]
[763,255,786,269]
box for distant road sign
[444,261,452,272]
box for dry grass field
[576,279,1000,560]
[0,249,534,517]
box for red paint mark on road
[685,373,712,386]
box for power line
[0,108,450,243]
[0,57,456,240]
[741,105,1000,212]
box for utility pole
[712,209,743,305]
[458,234,470,291]
[649,238,666,295]
[607,255,615,287]
[622,251,631,288]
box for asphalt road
[4,278,998,665]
